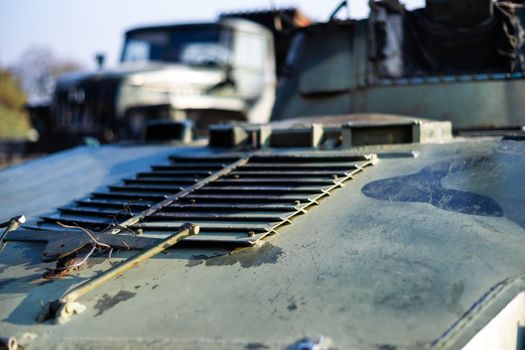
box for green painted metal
[0,133,524,349]
[274,78,525,129]
[271,9,525,130]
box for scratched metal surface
[0,138,525,349]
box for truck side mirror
[95,53,106,70]
[224,63,234,84]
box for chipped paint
[362,157,503,217]
[94,290,136,316]
[186,243,284,268]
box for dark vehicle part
[426,0,493,26]
[272,0,525,131]
[0,336,17,350]
[145,120,194,142]
[209,114,451,148]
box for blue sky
[0,0,424,70]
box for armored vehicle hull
[0,115,523,349]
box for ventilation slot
[25,153,375,246]
[26,156,240,232]
[132,154,375,244]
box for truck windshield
[122,27,231,66]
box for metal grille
[26,153,375,245]
[54,78,119,131]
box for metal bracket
[37,223,199,324]
[6,229,172,262]
[0,215,26,253]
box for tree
[0,69,30,138]
[9,46,84,104]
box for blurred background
[0,0,424,140]
[0,0,425,167]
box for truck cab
[36,18,276,147]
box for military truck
[28,9,308,151]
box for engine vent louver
[26,153,375,245]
